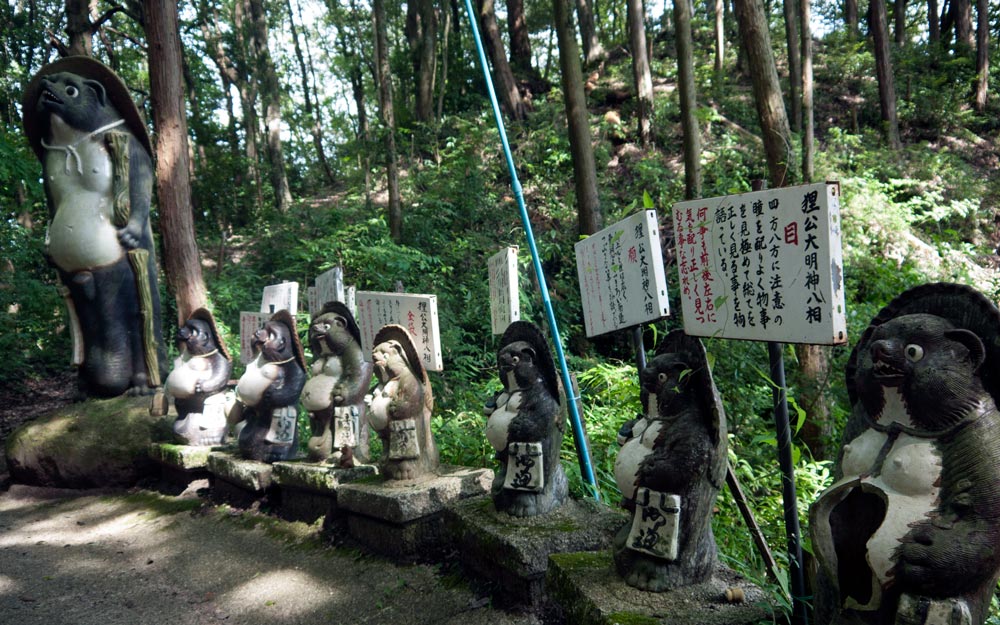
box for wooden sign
[315,267,344,311]
[307,286,318,316]
[260,281,299,315]
[238,311,271,364]
[488,247,520,335]
[574,210,671,337]
[672,182,847,345]
[355,291,443,371]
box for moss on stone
[606,612,661,625]
[550,551,609,571]
[111,491,205,517]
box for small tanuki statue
[23,56,164,398]
[234,310,307,463]
[483,321,568,517]
[301,302,373,465]
[810,283,1000,625]
[612,330,728,592]
[366,325,438,480]
[165,308,233,446]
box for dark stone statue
[165,308,232,446]
[23,57,164,398]
[484,321,568,516]
[366,325,438,480]
[811,283,1000,625]
[301,302,373,464]
[235,310,307,463]
[612,330,727,592]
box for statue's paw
[621,557,669,592]
[118,224,141,249]
[386,460,417,480]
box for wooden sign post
[488,247,520,335]
[239,281,300,364]
[355,291,443,371]
[673,181,845,625]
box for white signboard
[345,286,356,315]
[239,311,271,364]
[261,281,299,315]
[355,291,443,371]
[672,181,846,345]
[488,247,520,335]
[574,210,671,337]
[315,267,345,310]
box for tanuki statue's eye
[905,344,924,362]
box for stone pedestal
[546,551,771,625]
[148,443,212,493]
[445,496,627,607]
[337,464,492,561]
[206,450,275,509]
[271,461,377,524]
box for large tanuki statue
[235,310,307,463]
[301,302,373,464]
[810,283,1000,625]
[484,321,568,517]
[612,330,727,592]
[366,325,438,480]
[165,309,232,446]
[23,56,164,397]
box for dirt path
[0,485,541,625]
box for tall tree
[143,0,207,322]
[554,0,601,234]
[477,0,527,120]
[714,0,726,74]
[894,0,907,45]
[286,0,334,186]
[407,0,438,123]
[576,0,604,64]
[845,0,859,38]
[65,0,93,56]
[628,0,654,146]
[953,0,973,51]
[246,0,293,212]
[869,0,902,149]
[373,0,402,241]
[675,0,701,198]
[734,0,794,187]
[783,0,802,132]
[973,0,988,111]
[928,0,941,43]
[801,0,814,182]
[508,0,533,73]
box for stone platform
[445,496,627,607]
[546,551,771,625]
[148,443,213,492]
[271,461,377,525]
[337,465,492,561]
[206,450,276,509]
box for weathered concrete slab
[338,465,492,560]
[207,450,274,508]
[547,551,772,625]
[445,496,627,606]
[148,443,213,493]
[271,461,377,523]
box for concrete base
[337,464,493,561]
[206,450,275,509]
[271,461,377,524]
[148,443,212,492]
[547,551,772,625]
[445,496,627,607]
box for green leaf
[643,190,654,209]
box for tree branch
[46,29,69,56]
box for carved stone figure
[810,283,1000,625]
[484,321,568,516]
[366,325,438,480]
[23,57,164,398]
[612,330,727,592]
[166,308,233,446]
[301,302,373,464]
[235,310,307,463]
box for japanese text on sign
[672,182,846,345]
[238,311,272,364]
[488,247,520,335]
[260,282,299,316]
[355,291,443,371]
[314,267,345,314]
[574,210,671,337]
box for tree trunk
[143,0,207,323]
[508,0,532,73]
[801,0,814,182]
[894,0,907,45]
[845,0,859,38]
[973,0,988,111]
[734,0,794,188]
[715,0,726,74]
[869,0,902,150]
[373,0,402,242]
[437,4,451,122]
[478,0,527,120]
[954,0,973,51]
[287,0,334,186]
[576,0,605,64]
[628,0,654,147]
[65,0,94,56]
[554,0,602,235]
[783,0,802,132]
[928,0,940,43]
[246,0,293,213]
[407,0,437,123]
[675,0,701,199]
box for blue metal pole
[461,0,600,500]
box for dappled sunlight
[220,569,343,616]
[0,574,21,595]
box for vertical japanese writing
[801,190,825,324]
